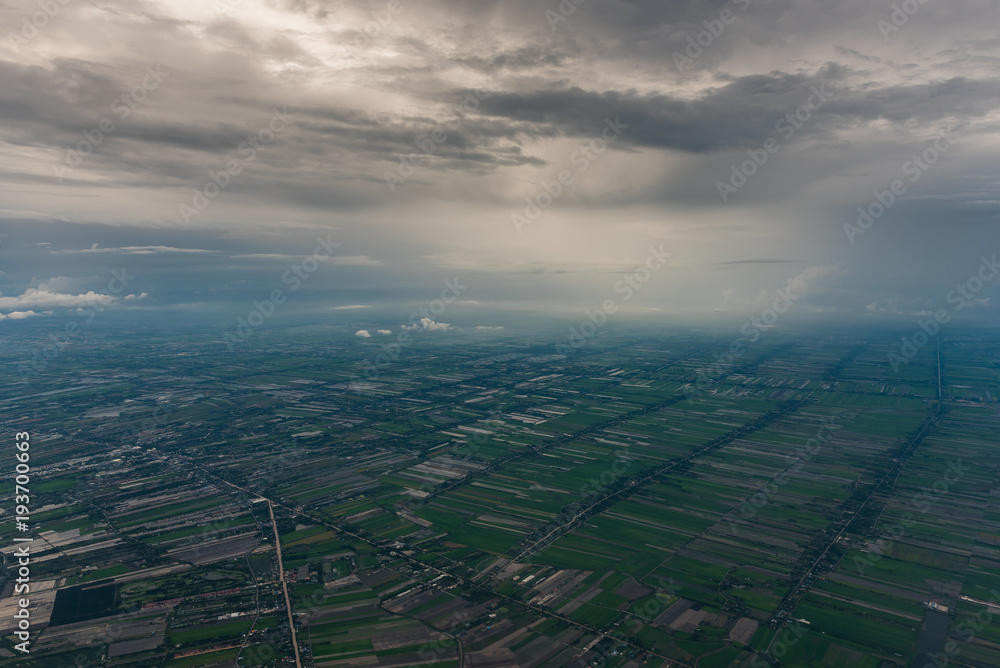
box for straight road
[269,499,303,668]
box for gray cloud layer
[1,0,999,325]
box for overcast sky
[2,0,999,331]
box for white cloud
[0,282,147,313]
[865,298,906,315]
[402,318,451,331]
[377,329,392,335]
[0,310,41,320]
[967,297,992,310]
[330,305,370,310]
[355,329,371,337]
[475,325,504,330]
[0,287,116,309]
[54,245,217,254]
[230,253,300,259]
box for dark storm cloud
[1,0,998,324]
[6,53,991,200]
[0,58,251,180]
[1,0,993,191]
[472,74,1000,154]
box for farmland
[2,326,999,667]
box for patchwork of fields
[3,329,1000,667]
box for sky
[1,0,999,333]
